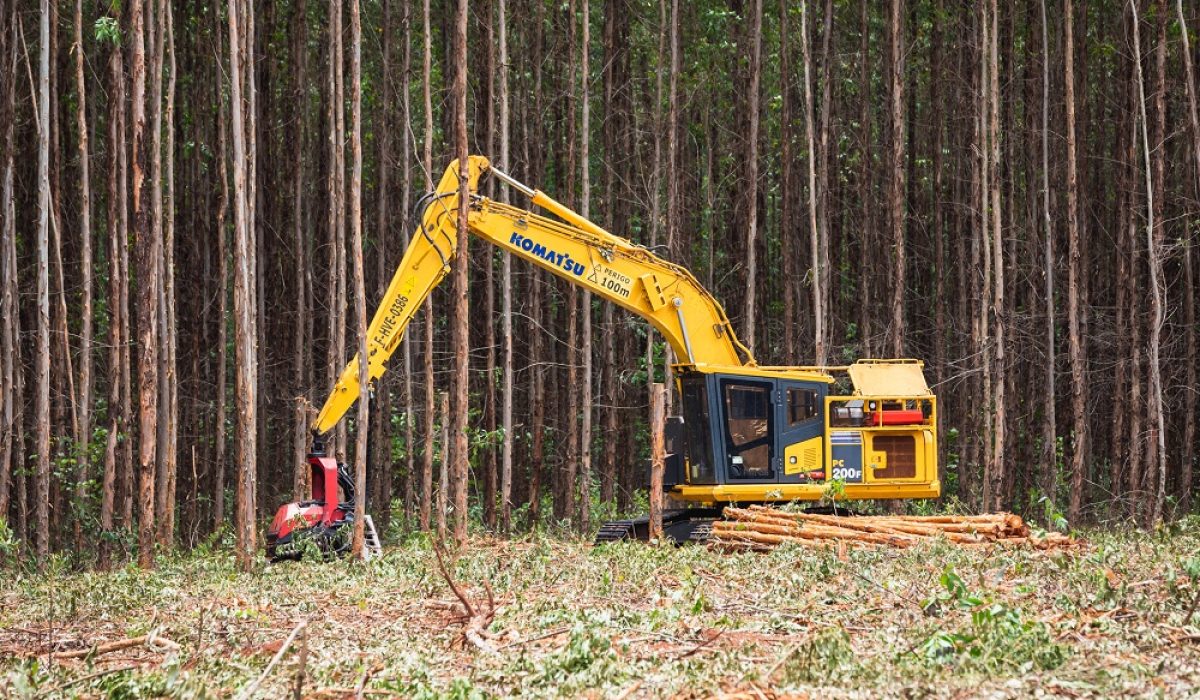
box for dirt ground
[2,523,1199,698]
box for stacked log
[710,505,1080,552]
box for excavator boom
[314,155,755,434]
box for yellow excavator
[266,156,939,555]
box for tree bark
[1177,0,1198,514]
[780,0,796,361]
[451,0,470,545]
[1064,0,1088,522]
[229,0,258,571]
[887,0,906,358]
[349,0,369,556]
[801,0,825,365]
[0,2,15,528]
[158,0,179,548]
[35,0,53,561]
[212,41,230,531]
[499,0,513,533]
[987,0,1006,512]
[1039,0,1058,508]
[579,0,593,533]
[1133,0,1166,525]
[648,383,665,539]
[293,0,309,504]
[743,0,763,354]
[419,0,435,533]
[72,0,94,553]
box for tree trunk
[1177,0,1198,514]
[648,383,665,539]
[293,0,309,502]
[743,0,762,354]
[801,0,825,365]
[212,43,230,531]
[987,0,1006,512]
[1133,0,1166,525]
[887,0,906,357]
[72,0,94,553]
[327,0,347,461]
[579,0,593,533]
[229,0,258,571]
[780,0,796,361]
[1064,0,1087,522]
[35,0,53,561]
[0,2,15,528]
[349,0,369,556]
[158,0,179,548]
[451,0,470,545]
[1039,0,1058,508]
[419,0,435,533]
[400,0,415,527]
[499,0,513,533]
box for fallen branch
[432,542,498,655]
[50,634,180,660]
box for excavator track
[594,508,723,545]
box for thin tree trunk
[373,0,394,533]
[579,0,593,533]
[817,0,833,351]
[159,0,179,548]
[327,0,347,461]
[0,3,15,525]
[293,0,309,501]
[1064,0,1088,522]
[72,0,94,553]
[858,0,873,354]
[481,0,497,531]
[229,0,258,571]
[743,0,762,354]
[349,0,368,556]
[1040,0,1057,507]
[780,0,796,361]
[499,0,513,533]
[801,0,825,365]
[451,0,470,545]
[212,48,230,531]
[645,0,666,446]
[887,0,906,357]
[1177,0,1198,513]
[400,0,415,526]
[419,0,435,533]
[661,0,678,410]
[1132,0,1166,525]
[35,0,53,561]
[987,0,1006,512]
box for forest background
[1,0,1199,571]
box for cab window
[788,388,819,425]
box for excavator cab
[667,361,939,508]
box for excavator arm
[314,155,755,435]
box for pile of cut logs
[710,505,1079,552]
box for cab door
[718,378,776,482]
[776,381,826,483]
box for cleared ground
[2,521,1199,698]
